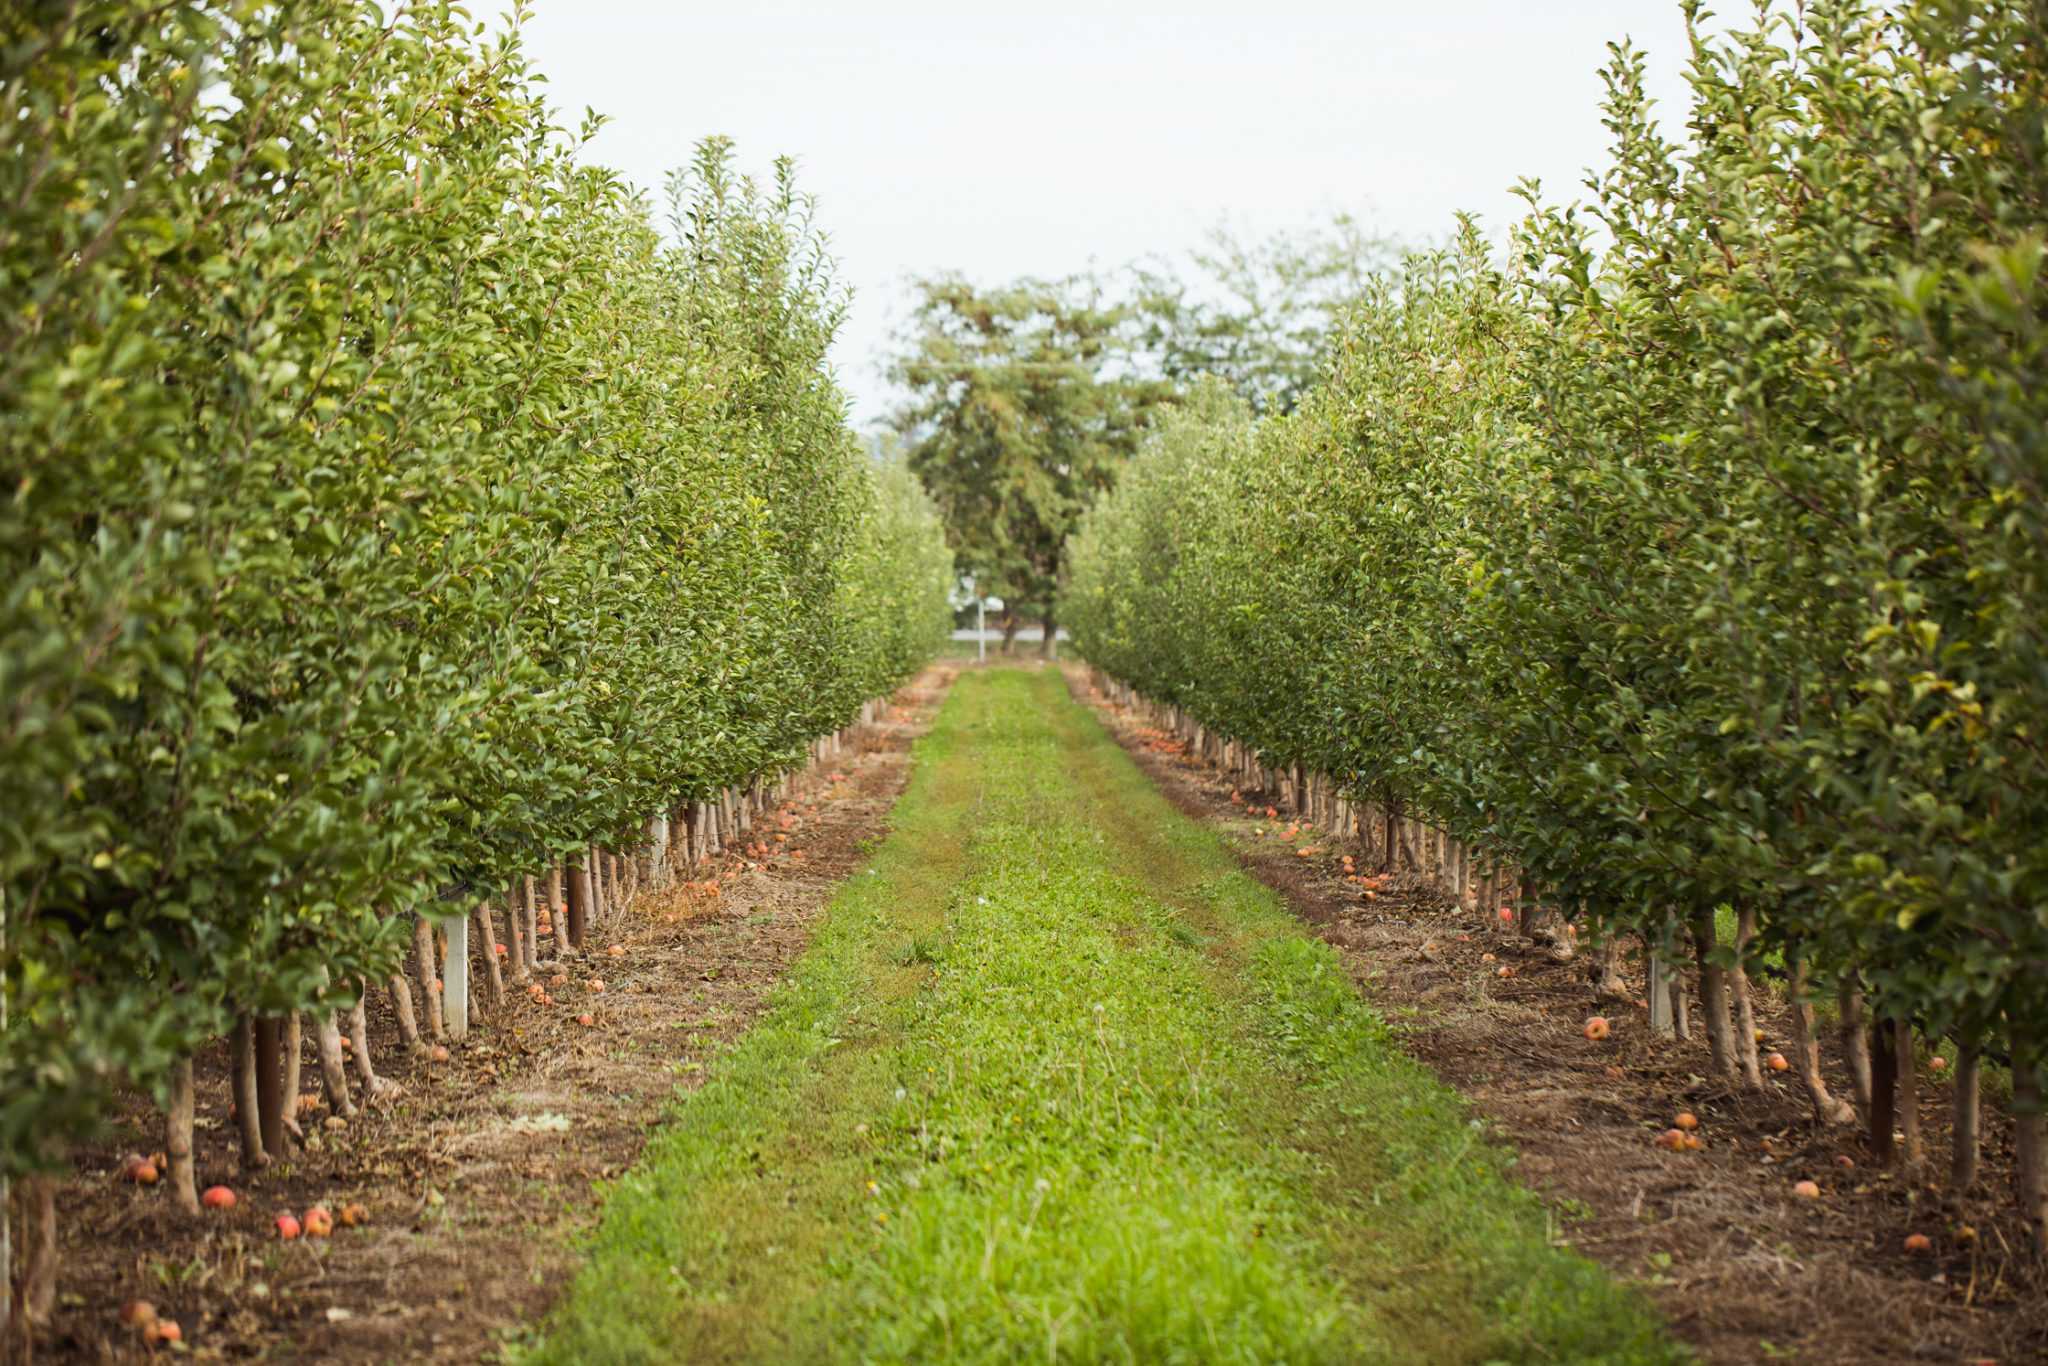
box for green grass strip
[524,667,1682,1364]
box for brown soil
[35,667,954,1364]
[1074,668,2046,1366]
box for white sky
[517,2,1698,428]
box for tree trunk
[1690,910,1735,1078]
[415,914,446,1039]
[282,1011,304,1138]
[1895,1019,1923,1168]
[254,1014,287,1160]
[1869,1017,1898,1167]
[231,1016,268,1168]
[546,866,564,953]
[1839,981,1874,1112]
[1788,956,1854,1124]
[1038,610,1057,659]
[1593,935,1628,1000]
[387,973,422,1052]
[503,881,528,984]
[2015,1053,2045,1257]
[166,1057,199,1214]
[21,1176,55,1326]
[1730,905,1764,1089]
[1952,1040,1981,1191]
[474,899,505,1004]
[567,858,592,951]
[315,1011,354,1119]
[351,988,395,1097]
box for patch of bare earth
[1074,669,2046,1366]
[41,667,954,1364]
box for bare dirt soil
[39,667,955,1364]
[1075,668,2047,1366]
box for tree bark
[414,914,445,1039]
[21,1176,55,1325]
[1731,905,1764,1089]
[567,857,592,951]
[282,1011,304,1138]
[166,1057,199,1214]
[254,1014,287,1160]
[1952,1040,1981,1191]
[1691,910,1736,1078]
[1593,935,1629,1000]
[315,1011,354,1119]
[1869,1016,1898,1167]
[474,899,505,1004]
[231,1016,268,1168]
[2015,1053,2045,1257]
[1839,981,1874,1113]
[503,881,528,984]
[1895,1019,1923,1168]
[350,987,395,1097]
[1788,956,1854,1124]
[387,973,422,1052]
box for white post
[443,913,469,1041]
[976,594,986,663]
[1648,951,1675,1038]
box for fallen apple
[201,1185,237,1210]
[339,1201,369,1227]
[119,1299,158,1328]
[1767,1052,1790,1072]
[145,1319,182,1346]
[1673,1111,1699,1131]
[1792,1179,1822,1200]
[1583,1016,1612,1041]
[275,1212,302,1239]
[1903,1232,1932,1254]
[303,1206,333,1238]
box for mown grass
[523,667,1682,1364]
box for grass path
[529,667,1680,1364]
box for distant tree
[890,275,1165,654]
[1131,214,1402,415]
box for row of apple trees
[0,0,953,1198]
[1066,0,2047,1245]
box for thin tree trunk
[546,866,564,954]
[1953,1041,1981,1191]
[503,881,528,984]
[231,1016,267,1168]
[1690,911,1737,1080]
[350,988,395,1097]
[1840,981,1874,1112]
[1593,935,1628,1000]
[1869,1016,1898,1167]
[21,1176,55,1325]
[282,1011,304,1138]
[254,1015,287,1160]
[1896,1019,1923,1168]
[474,899,505,1004]
[315,1012,354,1119]
[1731,905,1764,1089]
[387,973,422,1052]
[166,1057,199,1214]
[567,858,592,951]
[524,875,540,971]
[1789,956,1854,1124]
[2015,1053,2046,1257]
[414,915,445,1039]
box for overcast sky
[518,2,1698,428]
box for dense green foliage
[891,276,1166,639]
[534,668,1674,1364]
[1067,0,2048,1094]
[0,2,951,1176]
